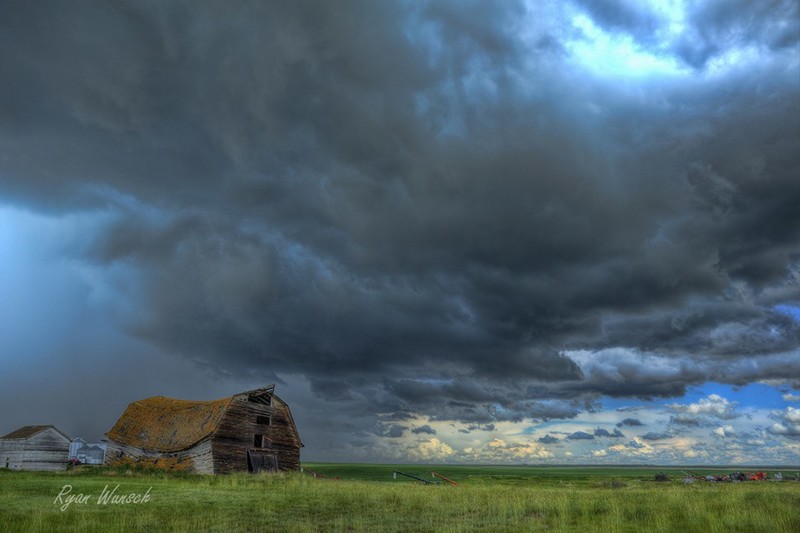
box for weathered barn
[104,386,302,474]
[0,425,72,471]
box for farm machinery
[678,470,780,483]
[393,470,435,484]
[391,470,459,486]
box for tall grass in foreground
[0,468,798,532]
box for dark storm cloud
[669,415,701,427]
[594,428,624,438]
[617,418,643,427]
[674,0,800,68]
[641,432,672,441]
[411,425,437,436]
[380,425,407,439]
[538,435,559,444]
[1,0,799,446]
[381,378,590,423]
[574,0,799,70]
[568,431,595,440]
[458,423,495,433]
[466,424,495,432]
[573,0,662,41]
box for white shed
[0,425,72,471]
[69,437,108,465]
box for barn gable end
[211,391,303,474]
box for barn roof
[105,396,233,453]
[1,425,72,441]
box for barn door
[247,450,279,473]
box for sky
[0,0,798,465]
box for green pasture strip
[1,467,798,532]
[300,463,800,484]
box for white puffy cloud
[668,394,739,419]
[406,438,455,462]
[768,406,800,437]
[712,424,736,438]
[461,438,554,463]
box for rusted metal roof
[105,396,233,453]
[1,425,71,440]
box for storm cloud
[0,0,798,459]
[641,432,673,441]
[594,428,624,438]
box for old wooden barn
[104,386,302,474]
[0,425,72,471]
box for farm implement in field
[302,468,340,480]
[431,471,458,486]
[678,470,785,483]
[393,470,435,484]
[392,470,460,485]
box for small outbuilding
[0,425,72,471]
[69,438,107,465]
[104,385,302,474]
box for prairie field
[1,464,798,532]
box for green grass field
[1,464,798,532]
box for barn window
[256,415,271,425]
[248,390,273,406]
[254,434,263,447]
